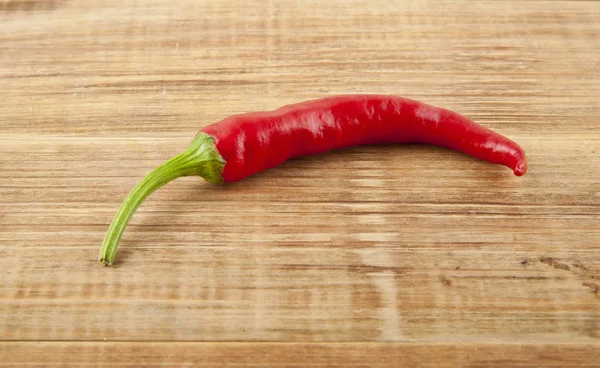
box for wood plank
[2,247,600,342]
[1,342,599,368]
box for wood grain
[1,0,599,366]
[2,342,600,367]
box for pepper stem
[99,133,225,266]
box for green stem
[99,133,225,266]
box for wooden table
[1,0,599,366]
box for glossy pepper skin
[202,95,527,182]
[99,95,527,265]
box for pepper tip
[513,160,527,176]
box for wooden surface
[1,0,599,366]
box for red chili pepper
[99,95,527,265]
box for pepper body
[201,95,527,182]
